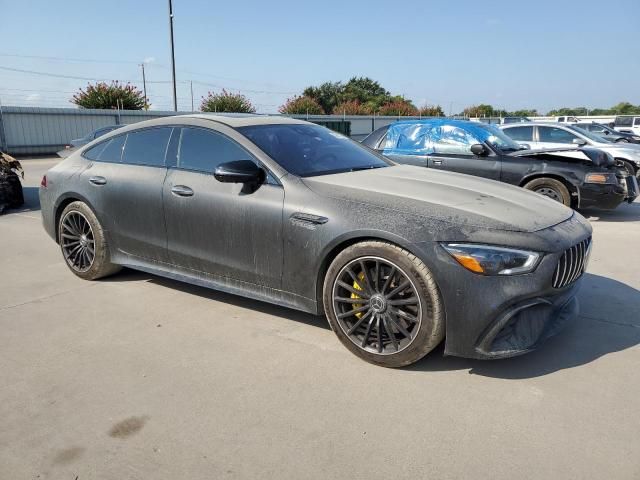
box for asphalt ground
[1,158,639,479]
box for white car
[614,116,640,136]
[501,123,640,178]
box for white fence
[0,106,620,156]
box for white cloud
[143,56,156,64]
[26,93,41,103]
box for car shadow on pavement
[105,268,330,331]
[4,186,41,214]
[408,273,640,379]
[579,201,640,223]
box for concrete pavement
[1,158,639,479]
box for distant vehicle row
[362,119,638,209]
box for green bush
[418,105,444,117]
[279,96,324,114]
[332,100,370,115]
[72,81,147,110]
[378,99,418,116]
[200,89,255,113]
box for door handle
[171,185,194,197]
[432,160,443,165]
[89,176,107,185]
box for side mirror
[470,144,489,156]
[572,138,587,146]
[214,160,264,184]
[520,143,531,150]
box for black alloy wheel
[332,256,422,355]
[60,211,95,272]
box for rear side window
[635,118,640,126]
[83,141,108,160]
[504,126,533,142]
[538,127,578,144]
[122,127,172,167]
[93,135,126,163]
[177,127,253,173]
[615,117,633,126]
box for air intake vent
[552,237,591,289]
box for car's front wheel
[323,241,444,367]
[524,177,571,206]
[58,201,121,280]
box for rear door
[502,125,535,148]
[81,127,172,263]
[163,126,284,289]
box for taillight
[40,175,47,188]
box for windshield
[238,124,390,177]
[567,125,605,143]
[473,124,525,151]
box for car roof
[176,113,309,127]
[394,118,470,127]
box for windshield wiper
[350,165,386,172]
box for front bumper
[578,174,638,209]
[413,217,591,360]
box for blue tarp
[382,119,507,156]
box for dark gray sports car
[40,114,592,367]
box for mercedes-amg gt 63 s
[40,115,592,367]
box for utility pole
[140,63,148,109]
[168,0,178,112]
[190,80,194,111]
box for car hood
[303,165,573,233]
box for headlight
[442,244,541,275]
[584,172,617,184]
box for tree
[510,109,538,117]
[418,105,444,117]
[462,104,495,117]
[303,81,343,116]
[279,95,324,114]
[200,89,255,113]
[332,100,370,115]
[72,81,147,110]
[610,102,640,115]
[378,98,418,116]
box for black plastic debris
[0,152,24,214]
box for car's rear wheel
[323,241,444,367]
[524,178,571,206]
[58,201,121,280]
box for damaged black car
[362,119,638,209]
[41,115,593,367]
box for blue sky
[1,0,639,113]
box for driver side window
[178,127,253,173]
[177,127,277,184]
[432,126,479,155]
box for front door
[162,126,284,289]
[426,125,501,181]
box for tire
[323,241,445,367]
[620,160,636,177]
[615,138,629,143]
[58,201,121,280]
[523,177,571,206]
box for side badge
[290,212,329,230]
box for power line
[0,52,139,64]
[0,65,173,84]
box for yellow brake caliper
[351,272,366,318]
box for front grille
[552,237,591,289]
